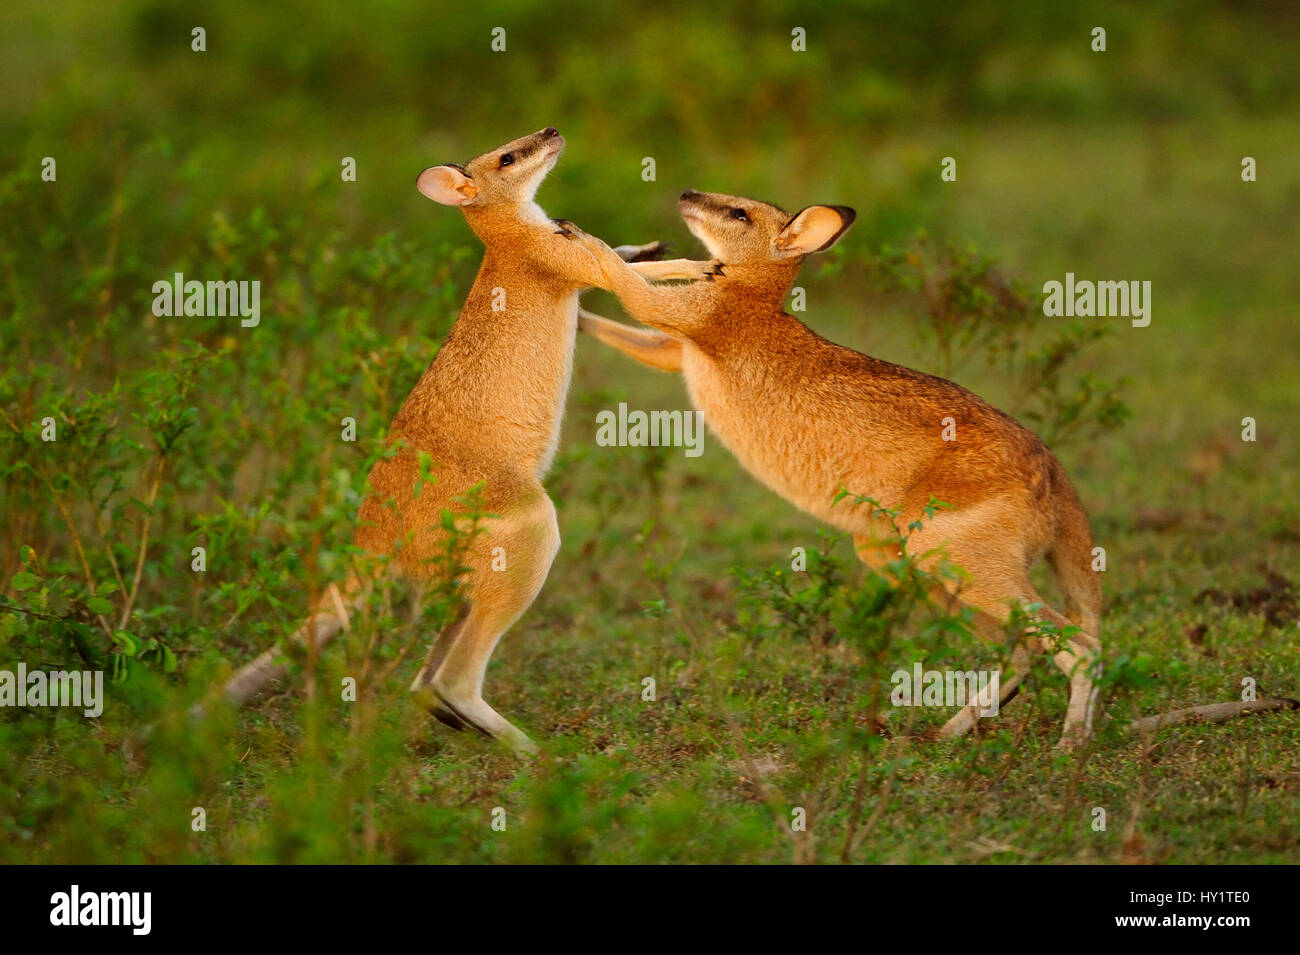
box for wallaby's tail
[212,574,364,711]
[1038,463,1299,737]
[1046,461,1102,637]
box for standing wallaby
[217,130,711,754]
[579,189,1102,748]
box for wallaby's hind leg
[851,533,1027,736]
[936,577,1100,749]
[411,602,472,731]
[410,492,560,755]
[1034,595,1101,748]
[935,613,1034,738]
[896,509,1102,748]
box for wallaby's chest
[681,348,877,529]
[394,283,579,478]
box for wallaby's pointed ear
[774,205,856,255]
[416,165,479,206]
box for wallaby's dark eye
[499,153,515,168]
[730,208,749,222]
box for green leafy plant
[862,232,1131,446]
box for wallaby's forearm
[578,309,684,372]
[598,250,719,338]
[629,258,717,282]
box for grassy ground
[2,2,1297,863]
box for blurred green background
[1,1,1297,863]
[3,0,1298,475]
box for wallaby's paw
[557,221,611,253]
[682,258,725,281]
[614,240,669,263]
[663,258,726,284]
[552,218,589,238]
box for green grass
[1,0,1298,864]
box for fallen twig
[1129,697,1299,734]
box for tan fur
[582,189,1103,748]
[344,130,581,753]
[214,132,712,753]
[354,130,729,753]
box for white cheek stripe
[686,221,723,259]
[520,152,559,202]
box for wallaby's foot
[1054,652,1099,751]
[935,671,1022,739]
[503,726,540,757]
[613,240,669,263]
[410,680,538,756]
[1056,686,1099,751]
[438,688,539,756]
[412,684,468,732]
[1055,724,1089,751]
[937,707,978,739]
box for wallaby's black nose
[680,189,699,200]
[542,127,559,138]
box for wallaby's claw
[552,218,578,237]
[694,259,726,281]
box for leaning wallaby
[218,129,709,754]
[580,189,1103,748]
